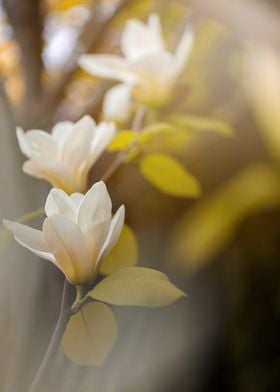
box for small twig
[102,152,127,182]
[131,105,147,133]
[101,105,147,182]
[28,279,73,392]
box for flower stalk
[28,279,73,392]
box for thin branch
[102,105,147,182]
[28,279,73,392]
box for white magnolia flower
[79,14,194,107]
[17,115,116,194]
[3,182,125,285]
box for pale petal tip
[2,219,21,235]
[76,114,96,129]
[16,127,27,152]
[148,13,160,24]
[118,204,125,216]
[84,181,111,208]
[16,126,24,137]
[2,219,12,230]
[94,180,107,190]
[78,55,96,73]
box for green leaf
[139,153,201,198]
[108,131,137,151]
[90,267,186,307]
[99,224,138,275]
[168,114,233,137]
[62,302,118,366]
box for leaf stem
[28,279,73,392]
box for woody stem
[28,279,73,392]
[102,105,147,182]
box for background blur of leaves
[1,0,280,391]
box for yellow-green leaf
[108,131,137,151]
[90,267,186,307]
[139,153,201,198]
[139,123,176,144]
[170,163,280,270]
[138,123,192,153]
[168,114,233,137]
[99,224,138,275]
[244,47,280,161]
[62,302,118,366]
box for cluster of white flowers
[4,14,193,287]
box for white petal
[23,160,46,179]
[22,160,75,193]
[70,193,84,210]
[62,115,95,169]
[98,205,125,262]
[173,28,194,76]
[45,188,77,220]
[16,127,33,158]
[3,220,55,263]
[43,215,91,284]
[148,14,163,42]
[87,121,116,167]
[121,15,164,60]
[25,130,58,161]
[130,51,172,77]
[78,181,112,259]
[103,84,132,121]
[79,54,136,84]
[52,121,74,146]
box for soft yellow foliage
[108,131,137,151]
[181,19,239,115]
[139,153,201,198]
[62,302,118,365]
[168,114,233,137]
[90,267,186,307]
[244,46,280,161]
[109,124,193,156]
[140,128,192,154]
[170,164,280,270]
[139,123,176,143]
[99,224,138,275]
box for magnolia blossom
[3,182,125,285]
[17,115,116,194]
[79,14,194,108]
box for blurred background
[1,0,280,391]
